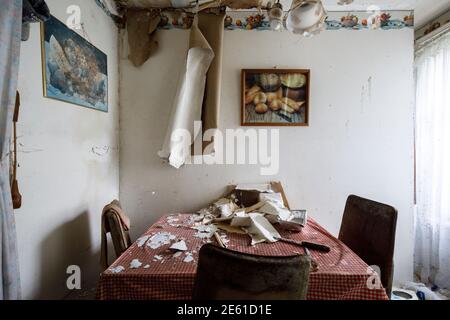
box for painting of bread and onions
[41,16,108,112]
[242,69,310,126]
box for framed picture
[242,69,310,126]
[41,15,108,112]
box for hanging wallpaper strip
[156,10,414,31]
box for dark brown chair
[193,244,311,300]
[338,195,398,297]
[100,201,132,270]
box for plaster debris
[109,266,125,273]
[192,224,218,239]
[236,183,273,193]
[137,235,150,247]
[219,233,230,245]
[154,255,163,261]
[170,240,188,251]
[173,251,183,258]
[247,213,281,245]
[130,259,143,269]
[144,264,150,269]
[183,252,194,263]
[214,198,238,218]
[167,216,182,227]
[147,232,176,249]
[259,192,284,207]
[259,201,291,221]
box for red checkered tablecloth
[97,214,389,300]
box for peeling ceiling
[115,0,450,28]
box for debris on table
[173,251,183,258]
[130,259,143,269]
[169,240,188,251]
[147,232,176,249]
[195,183,305,246]
[109,266,125,273]
[167,215,181,227]
[153,255,163,261]
[192,224,218,239]
[183,252,194,263]
[137,235,150,247]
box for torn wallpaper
[158,16,214,168]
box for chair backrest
[338,195,397,297]
[193,244,311,300]
[105,211,132,258]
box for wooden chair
[106,210,132,258]
[193,244,311,300]
[100,201,132,270]
[338,195,398,297]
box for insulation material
[126,9,161,67]
[158,18,214,168]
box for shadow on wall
[37,210,100,299]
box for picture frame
[40,15,108,112]
[241,69,310,126]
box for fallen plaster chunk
[192,224,218,239]
[167,216,181,227]
[173,251,183,258]
[147,232,176,249]
[144,264,150,269]
[259,201,291,221]
[259,192,285,207]
[154,255,163,261]
[236,183,273,193]
[247,213,281,245]
[170,240,188,251]
[184,252,194,263]
[219,233,230,245]
[137,235,150,247]
[109,266,125,273]
[214,198,238,218]
[130,259,143,269]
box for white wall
[120,29,415,284]
[16,0,119,299]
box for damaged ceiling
[114,0,450,28]
[115,1,267,10]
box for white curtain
[415,29,450,289]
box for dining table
[97,213,389,300]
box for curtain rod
[415,22,450,51]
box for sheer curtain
[0,0,22,299]
[415,29,450,289]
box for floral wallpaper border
[157,10,414,31]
